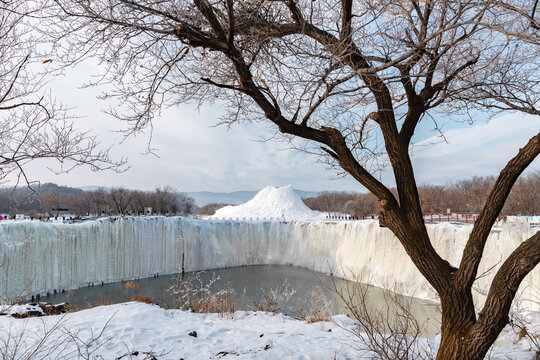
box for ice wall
[0,217,538,310]
[0,217,183,301]
[183,219,538,308]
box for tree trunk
[436,289,510,360]
[437,290,476,360]
[437,323,506,360]
[437,335,491,360]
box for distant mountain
[0,183,85,196]
[295,190,324,200]
[77,186,105,191]
[3,182,342,207]
[40,183,86,195]
[187,189,322,206]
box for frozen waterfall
[0,217,537,310]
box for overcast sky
[7,63,540,193]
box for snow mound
[210,185,324,221]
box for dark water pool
[44,265,441,335]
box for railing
[424,214,478,224]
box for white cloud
[410,113,540,183]
[8,98,365,192]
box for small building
[144,207,153,215]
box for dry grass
[0,316,69,359]
[251,280,296,314]
[95,297,111,306]
[509,313,540,354]
[170,272,335,324]
[192,291,236,315]
[328,268,435,360]
[301,286,332,323]
[65,295,109,313]
[124,281,138,294]
[130,294,156,304]
[304,308,331,323]
[123,281,157,306]
[169,272,236,318]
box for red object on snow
[0,215,3,220]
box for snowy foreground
[0,302,538,360]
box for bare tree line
[197,203,230,216]
[304,171,540,218]
[0,184,196,218]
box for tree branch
[469,231,540,346]
[340,0,353,40]
[193,0,227,41]
[200,77,241,91]
[456,131,540,289]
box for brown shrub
[131,294,156,304]
[169,272,236,318]
[125,281,139,294]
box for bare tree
[451,176,496,214]
[46,1,539,358]
[504,171,540,215]
[88,188,108,215]
[176,192,196,215]
[69,193,91,217]
[198,203,229,216]
[0,1,125,194]
[150,186,196,215]
[39,190,68,217]
[343,193,380,218]
[303,191,381,217]
[108,187,132,215]
[152,186,177,214]
[330,271,435,360]
[129,190,149,214]
[418,185,439,215]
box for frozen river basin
[43,264,441,336]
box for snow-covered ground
[0,302,539,359]
[210,185,326,221]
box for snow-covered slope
[0,302,537,359]
[210,185,325,221]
